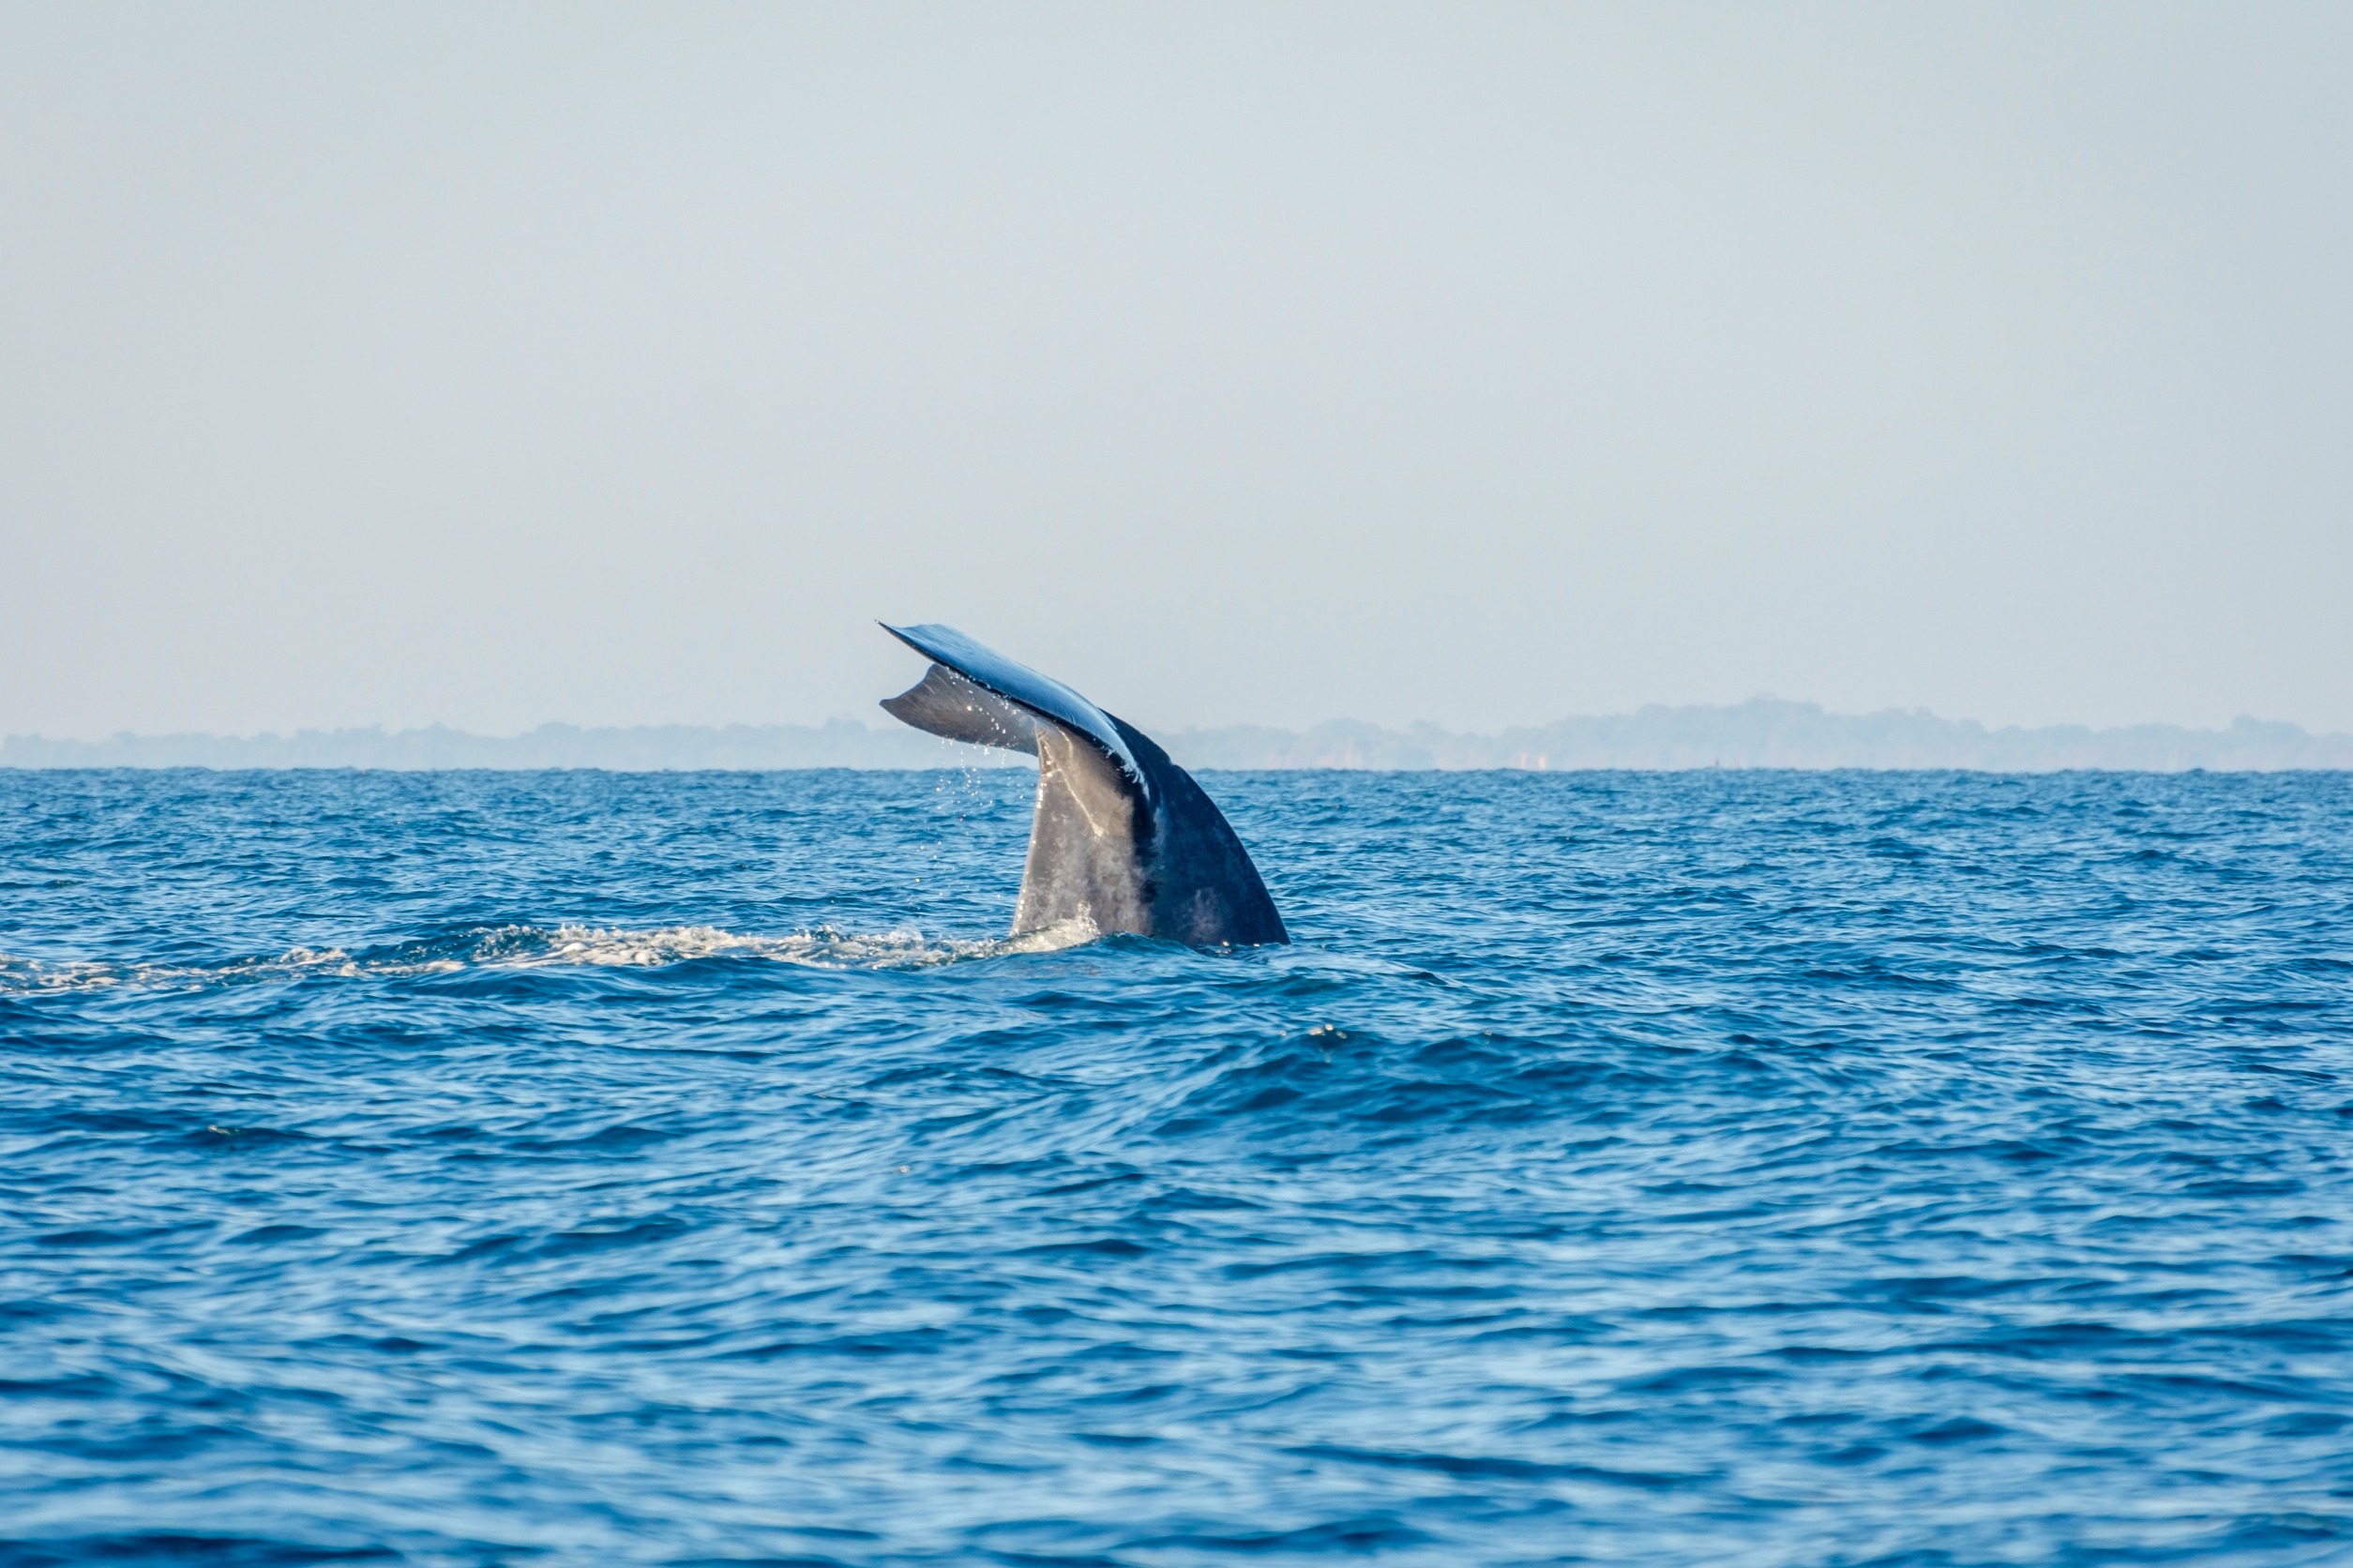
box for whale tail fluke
[880,624,1288,946]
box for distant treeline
[6,701,2350,772]
[1169,701,2353,772]
[0,721,1010,772]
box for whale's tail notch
[879,623,1288,946]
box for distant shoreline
[6,700,2350,773]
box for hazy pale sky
[4,3,2348,739]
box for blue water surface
[2,767,2350,1566]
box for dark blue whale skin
[880,623,1288,946]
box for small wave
[0,918,1099,995]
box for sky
[3,2,2348,740]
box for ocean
[3,767,2349,1566]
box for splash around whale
[879,623,1288,946]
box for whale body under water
[879,623,1288,946]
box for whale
[878,623,1288,946]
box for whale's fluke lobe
[879,623,1288,946]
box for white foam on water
[0,945,378,996]
[0,917,1100,995]
[498,918,1099,971]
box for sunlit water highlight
[3,768,2349,1566]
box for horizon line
[8,695,2347,749]
[6,698,2350,774]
